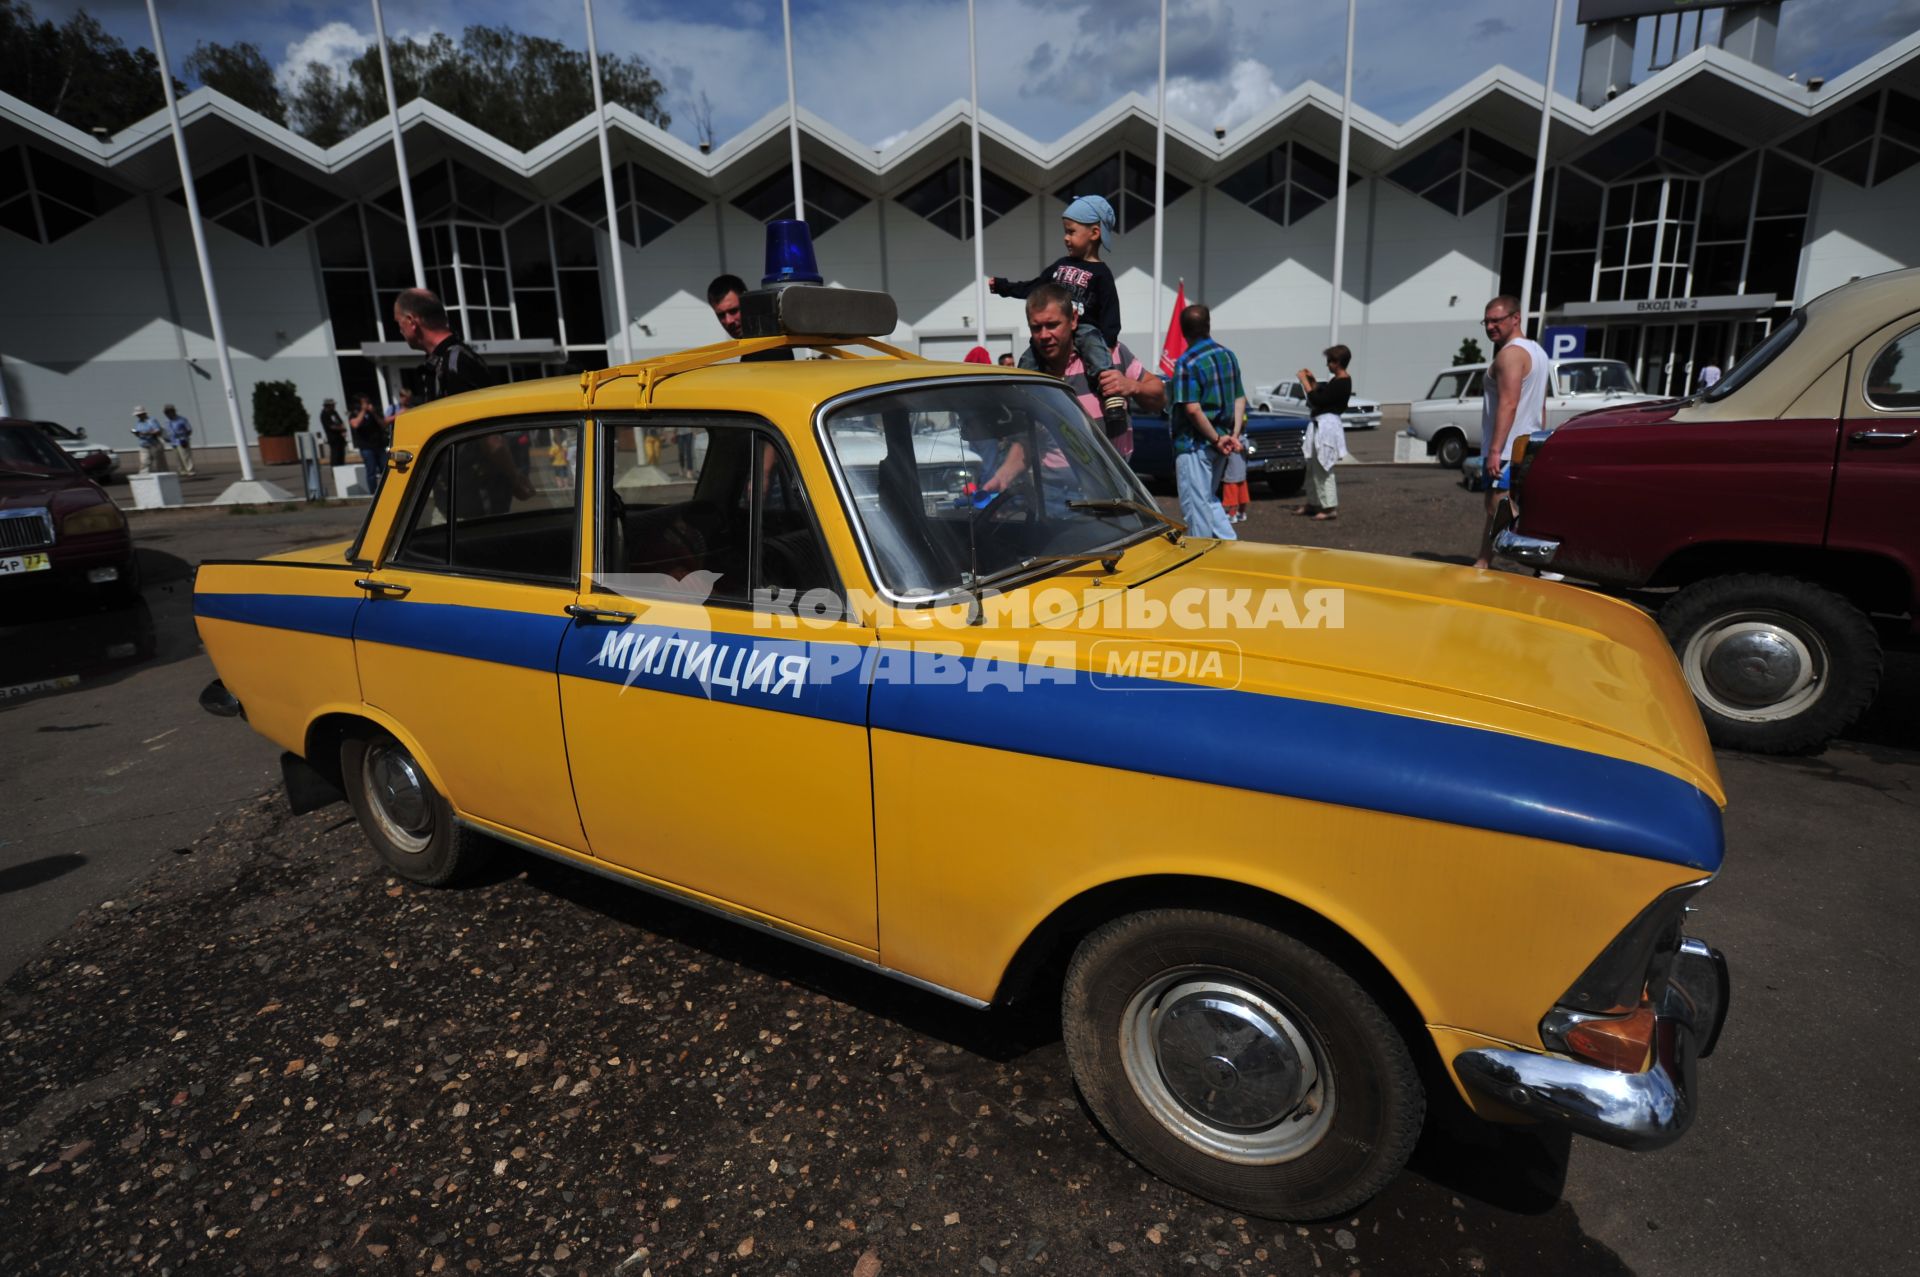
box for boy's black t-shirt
[990,257,1121,347]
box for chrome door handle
[1849,429,1917,446]
[353,577,410,598]
[564,603,636,623]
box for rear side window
[390,420,581,583]
[1462,369,1486,398]
[1864,325,1920,410]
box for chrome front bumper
[1492,528,1560,567]
[1453,938,1729,1151]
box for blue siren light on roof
[763,219,824,286]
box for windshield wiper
[957,551,1120,626]
[1068,497,1186,542]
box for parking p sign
[1542,325,1587,360]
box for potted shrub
[251,380,309,466]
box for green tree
[184,40,286,126]
[322,25,669,150]
[287,62,353,148]
[1452,338,1485,367]
[0,0,176,136]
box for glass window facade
[1217,140,1357,226]
[0,144,130,244]
[731,163,869,235]
[895,159,1028,239]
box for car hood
[1557,398,1685,432]
[1069,539,1722,808]
[1,470,99,512]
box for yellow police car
[195,227,1728,1220]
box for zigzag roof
[2,30,1915,202]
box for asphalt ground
[3,464,1917,1276]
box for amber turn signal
[1563,1004,1657,1073]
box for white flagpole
[1521,0,1565,335]
[968,0,987,348]
[1151,0,1168,358]
[371,0,425,288]
[1330,0,1356,346]
[143,0,255,482]
[584,0,634,364]
[781,0,805,222]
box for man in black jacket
[393,288,494,402]
[392,287,527,510]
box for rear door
[351,415,588,852]
[1829,316,1920,619]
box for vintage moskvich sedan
[195,280,1729,1219]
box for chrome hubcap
[1122,974,1333,1163]
[363,742,433,854]
[1682,610,1827,723]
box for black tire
[1264,469,1306,498]
[1433,432,1467,470]
[1660,574,1881,755]
[340,730,489,885]
[1062,910,1424,1220]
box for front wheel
[1660,574,1881,755]
[340,730,489,885]
[1433,432,1467,470]
[1062,910,1424,1220]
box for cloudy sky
[33,0,1920,148]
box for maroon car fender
[1521,402,1839,588]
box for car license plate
[1,552,52,575]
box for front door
[1830,317,1920,619]
[352,416,588,852]
[558,415,879,953]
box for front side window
[1864,326,1920,410]
[390,420,581,582]
[1426,372,1467,400]
[824,380,1158,599]
[1706,312,1805,403]
[596,420,836,607]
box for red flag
[1159,280,1188,378]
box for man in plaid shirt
[1168,304,1244,540]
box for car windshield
[1557,361,1640,394]
[37,420,81,441]
[1706,312,1805,403]
[824,379,1159,598]
[0,426,76,475]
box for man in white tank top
[1473,293,1550,570]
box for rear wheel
[1433,432,1467,470]
[340,730,489,885]
[1062,910,1423,1220]
[1660,574,1881,755]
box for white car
[1408,358,1661,469]
[31,418,119,481]
[1255,378,1382,429]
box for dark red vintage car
[0,419,139,605]
[1498,268,1920,754]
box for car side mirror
[76,427,88,439]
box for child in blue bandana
[988,194,1128,435]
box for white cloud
[275,21,370,97]
[273,18,446,98]
[1167,58,1285,135]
